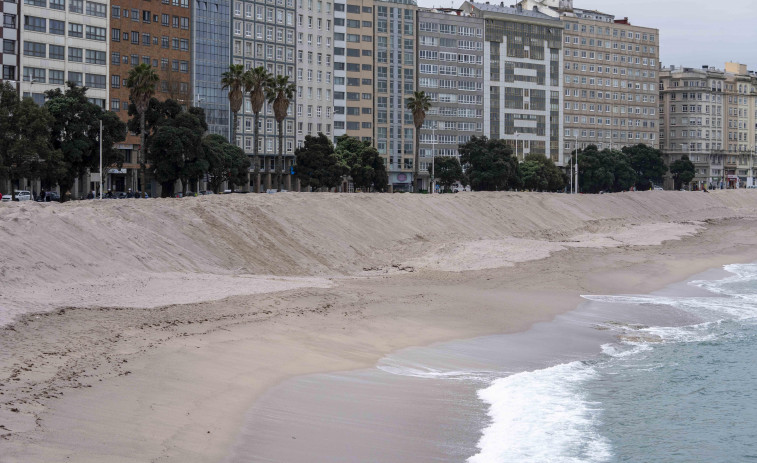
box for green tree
[406,91,431,192]
[0,84,60,200]
[335,135,388,192]
[45,84,126,200]
[126,64,160,197]
[669,155,696,190]
[520,153,565,192]
[577,145,636,193]
[623,144,668,191]
[221,64,245,149]
[458,136,521,191]
[243,66,271,193]
[431,156,463,192]
[203,134,251,193]
[148,107,207,197]
[265,74,295,191]
[294,133,347,191]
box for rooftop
[465,1,560,21]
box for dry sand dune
[1,190,756,320]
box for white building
[19,0,109,107]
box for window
[25,0,46,7]
[112,28,121,42]
[162,36,169,48]
[24,16,46,32]
[23,67,46,83]
[143,33,151,45]
[143,10,151,22]
[68,47,82,62]
[24,41,46,58]
[49,45,64,60]
[86,1,106,17]
[111,99,120,111]
[68,71,82,86]
[181,17,189,29]
[86,49,106,65]
[49,70,65,85]
[162,13,169,26]
[111,52,120,65]
[85,73,106,89]
[111,75,120,88]
[131,31,139,44]
[69,0,82,13]
[2,40,14,54]
[86,25,105,41]
[3,14,17,29]
[50,0,65,10]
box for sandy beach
[3,191,757,462]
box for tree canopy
[0,83,60,199]
[577,145,636,193]
[431,156,464,192]
[458,136,521,191]
[335,135,388,192]
[202,134,251,193]
[669,155,696,190]
[45,83,126,200]
[294,133,347,191]
[623,144,668,191]
[521,153,565,192]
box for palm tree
[221,64,245,147]
[406,91,432,193]
[126,63,159,197]
[243,66,271,193]
[264,74,295,192]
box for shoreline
[4,218,757,461]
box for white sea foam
[468,362,611,463]
[376,358,494,381]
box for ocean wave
[468,362,611,463]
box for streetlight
[430,121,436,194]
[574,133,579,194]
[514,131,520,162]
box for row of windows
[23,16,106,40]
[22,67,105,88]
[23,42,106,64]
[24,0,106,17]
[418,36,483,51]
[565,62,656,80]
[418,22,482,37]
[564,36,655,55]
[111,7,189,30]
[567,129,657,141]
[565,115,656,128]
[563,22,656,43]
[111,29,189,51]
[109,53,190,73]
[564,48,656,67]
[235,4,295,26]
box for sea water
[468,263,757,463]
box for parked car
[14,190,33,201]
[653,185,664,191]
[199,190,214,195]
[0,194,10,202]
[36,192,61,202]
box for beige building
[659,63,757,189]
[333,0,374,144]
[521,0,659,153]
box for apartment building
[295,0,334,148]
[375,0,416,191]
[194,0,231,138]
[232,0,296,190]
[416,8,484,188]
[659,62,757,189]
[19,0,109,106]
[108,0,192,193]
[331,0,346,140]
[333,0,374,145]
[2,0,20,83]
[521,0,659,153]
[462,1,564,165]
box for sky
[415,0,757,70]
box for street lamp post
[430,122,436,194]
[681,143,692,190]
[514,131,519,162]
[574,134,579,194]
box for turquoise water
[469,264,757,462]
